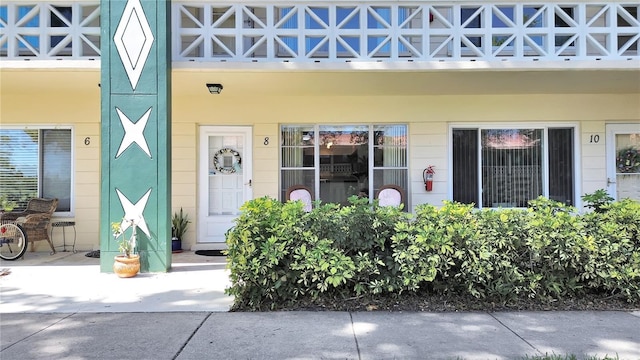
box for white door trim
[606,123,640,200]
[196,126,252,250]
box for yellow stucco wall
[172,91,639,250]
[1,70,101,252]
[1,68,639,251]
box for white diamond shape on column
[114,0,154,90]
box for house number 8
[264,137,269,145]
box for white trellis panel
[0,3,100,59]
[171,2,640,63]
[1,1,638,63]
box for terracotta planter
[113,254,140,278]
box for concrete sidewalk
[1,252,639,360]
[2,311,639,359]
[0,251,233,313]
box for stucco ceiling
[172,68,640,97]
[2,66,639,98]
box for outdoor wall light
[206,83,223,94]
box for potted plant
[111,219,140,278]
[171,208,190,253]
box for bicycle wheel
[0,223,28,261]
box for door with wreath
[606,124,640,201]
[197,126,253,247]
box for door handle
[607,177,616,185]
[245,179,252,187]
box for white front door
[606,124,640,201]
[198,126,252,248]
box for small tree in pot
[171,208,190,253]
[111,218,140,278]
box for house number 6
[84,137,91,146]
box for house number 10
[589,135,600,143]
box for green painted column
[100,0,172,272]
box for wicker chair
[0,198,58,254]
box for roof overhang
[1,59,639,97]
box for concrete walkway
[0,251,232,313]
[1,252,639,360]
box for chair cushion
[289,189,312,212]
[378,188,402,207]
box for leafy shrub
[388,216,442,293]
[225,195,640,311]
[290,236,355,298]
[410,202,476,293]
[225,196,410,309]
[462,208,528,302]
[225,197,305,309]
[580,198,640,299]
[523,197,588,299]
[581,189,614,213]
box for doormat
[85,250,100,258]
[195,250,225,257]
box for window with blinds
[0,128,72,212]
[281,124,408,207]
[453,127,574,208]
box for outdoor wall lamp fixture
[206,83,223,94]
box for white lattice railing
[173,2,640,62]
[1,2,639,63]
[0,3,100,59]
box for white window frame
[448,122,581,209]
[0,125,74,216]
[280,124,409,206]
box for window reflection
[281,125,408,207]
[318,126,369,205]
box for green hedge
[225,196,640,310]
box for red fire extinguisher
[423,165,435,191]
